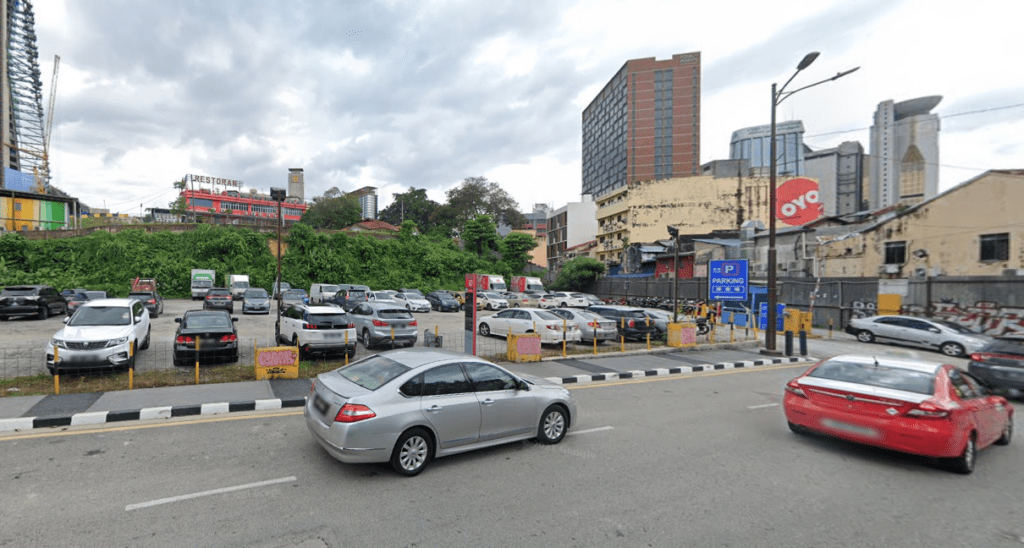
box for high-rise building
[805,141,866,216]
[729,121,806,177]
[869,96,941,209]
[582,52,701,198]
[349,186,378,220]
[287,168,305,202]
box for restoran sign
[185,174,244,189]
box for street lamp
[271,187,286,342]
[668,225,680,323]
[765,53,859,354]
[913,249,932,317]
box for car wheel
[940,342,965,357]
[537,405,568,445]
[513,303,520,308]
[347,346,357,360]
[996,415,1013,446]
[38,306,49,320]
[560,302,567,308]
[229,306,234,314]
[948,434,976,474]
[856,330,875,343]
[140,327,151,350]
[362,329,374,349]
[788,421,808,435]
[391,427,433,477]
[478,323,491,337]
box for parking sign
[709,259,749,301]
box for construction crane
[33,54,60,194]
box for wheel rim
[399,435,428,471]
[363,331,371,347]
[964,438,975,469]
[480,324,490,336]
[543,411,565,440]
[858,332,871,342]
[943,343,963,356]
[1004,418,1013,441]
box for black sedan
[203,287,234,313]
[968,336,1024,394]
[425,291,461,312]
[173,310,239,366]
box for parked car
[398,288,425,298]
[477,291,509,311]
[367,291,398,305]
[476,308,580,344]
[784,355,1013,474]
[328,287,369,312]
[281,288,309,307]
[425,291,461,312]
[968,336,1024,393]
[310,283,341,304]
[277,304,357,359]
[203,287,234,313]
[441,290,465,307]
[549,291,589,308]
[172,310,239,366]
[580,293,604,307]
[271,281,292,299]
[61,288,89,298]
[84,290,108,301]
[304,348,576,476]
[501,292,532,308]
[128,291,164,318]
[45,298,151,374]
[549,308,617,344]
[638,308,672,339]
[349,302,419,349]
[394,292,431,313]
[1,285,67,321]
[586,305,660,341]
[64,292,91,316]
[242,288,272,315]
[845,315,991,357]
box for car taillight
[627,319,635,328]
[409,320,418,326]
[906,401,949,419]
[587,321,599,327]
[175,335,194,344]
[545,324,559,330]
[303,323,318,330]
[784,379,806,398]
[334,403,376,423]
[219,334,237,342]
[147,299,155,304]
[205,295,213,300]
[372,319,388,327]
[971,352,1021,362]
[347,323,354,329]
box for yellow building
[509,228,547,268]
[818,170,1024,277]
[1,190,78,232]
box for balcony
[597,199,629,219]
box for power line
[804,102,1024,139]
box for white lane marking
[125,476,297,511]
[70,411,108,426]
[568,426,614,436]
[747,403,779,410]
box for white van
[309,283,341,304]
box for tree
[378,187,440,234]
[444,176,526,230]
[462,215,499,257]
[300,187,362,229]
[499,232,538,275]
[552,257,605,292]
[168,179,189,219]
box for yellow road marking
[567,362,808,390]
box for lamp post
[271,187,286,343]
[764,53,859,354]
[913,249,931,317]
[668,225,680,323]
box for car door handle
[426,405,443,413]
[480,399,495,406]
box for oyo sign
[777,178,823,226]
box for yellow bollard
[593,327,598,355]
[562,319,567,358]
[710,324,716,344]
[195,337,200,385]
[129,366,134,390]
[345,331,349,366]
[53,344,60,394]
[391,327,395,346]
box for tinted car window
[244,288,269,298]
[336,355,411,391]
[464,362,515,392]
[184,314,232,329]
[305,312,350,324]
[400,374,423,397]
[934,320,976,334]
[947,369,978,399]
[379,309,413,319]
[208,289,231,296]
[808,359,936,395]
[423,364,472,396]
[2,287,38,296]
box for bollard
[828,318,834,339]
[784,330,794,356]
[194,337,200,385]
[799,330,808,356]
[345,331,349,365]
[593,326,598,355]
[53,344,60,394]
[390,327,395,346]
[621,334,625,353]
[562,319,567,358]
[710,324,716,344]
[730,320,735,343]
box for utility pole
[271,187,286,343]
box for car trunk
[798,377,928,418]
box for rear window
[184,314,232,329]
[128,292,153,299]
[305,312,350,324]
[379,309,414,320]
[2,287,38,296]
[983,339,1024,356]
[336,355,411,391]
[318,285,340,293]
[808,359,936,395]
[208,289,230,296]
[347,290,367,299]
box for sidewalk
[0,343,815,433]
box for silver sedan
[304,348,577,476]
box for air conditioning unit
[880,264,901,275]
[787,261,804,272]
[912,267,927,279]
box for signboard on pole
[759,302,786,331]
[709,259,749,301]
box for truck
[131,277,158,292]
[228,274,250,299]
[479,274,506,291]
[510,276,544,292]
[190,269,216,300]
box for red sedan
[784,355,1013,474]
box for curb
[544,356,814,384]
[539,339,761,362]
[0,397,307,433]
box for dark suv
[425,290,461,312]
[128,291,165,318]
[0,285,67,321]
[586,305,659,341]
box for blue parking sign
[709,259,749,301]
[758,302,786,331]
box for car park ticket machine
[464,274,489,355]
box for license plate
[322,332,343,339]
[821,418,879,438]
[313,396,328,415]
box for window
[884,241,906,264]
[463,362,516,392]
[980,233,1009,261]
[422,364,472,396]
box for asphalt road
[3,361,1021,548]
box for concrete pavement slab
[89,380,275,412]
[0,393,46,419]
[506,360,591,380]
[26,392,103,418]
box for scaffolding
[3,0,47,190]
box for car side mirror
[928,327,940,333]
[517,379,530,391]
[63,316,70,324]
[175,318,182,323]
[232,317,239,322]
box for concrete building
[729,121,806,177]
[287,168,305,202]
[509,228,548,268]
[805,141,867,216]
[869,96,942,209]
[581,52,701,198]
[546,195,598,272]
[348,186,378,220]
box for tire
[940,342,965,357]
[140,327,151,350]
[947,434,976,474]
[38,305,49,320]
[697,323,710,335]
[537,405,568,445]
[229,306,234,314]
[560,302,567,308]
[856,330,875,343]
[788,421,808,435]
[391,427,433,477]
[478,323,491,337]
[995,415,1013,446]
[513,303,520,308]
[362,329,374,349]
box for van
[309,283,341,304]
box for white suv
[277,304,356,359]
[45,298,151,375]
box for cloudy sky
[33,0,1022,216]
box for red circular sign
[777,178,823,226]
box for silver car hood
[55,324,134,342]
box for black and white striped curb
[545,356,814,385]
[0,398,307,433]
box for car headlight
[106,336,129,348]
[50,338,67,349]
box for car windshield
[373,292,394,300]
[234,281,250,289]
[934,321,976,334]
[244,289,269,298]
[68,293,89,301]
[379,309,414,320]
[570,293,586,298]
[184,314,232,329]
[335,355,411,391]
[808,359,936,395]
[481,292,500,298]
[193,280,212,288]
[347,290,367,299]
[69,306,132,327]
[1,287,37,296]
